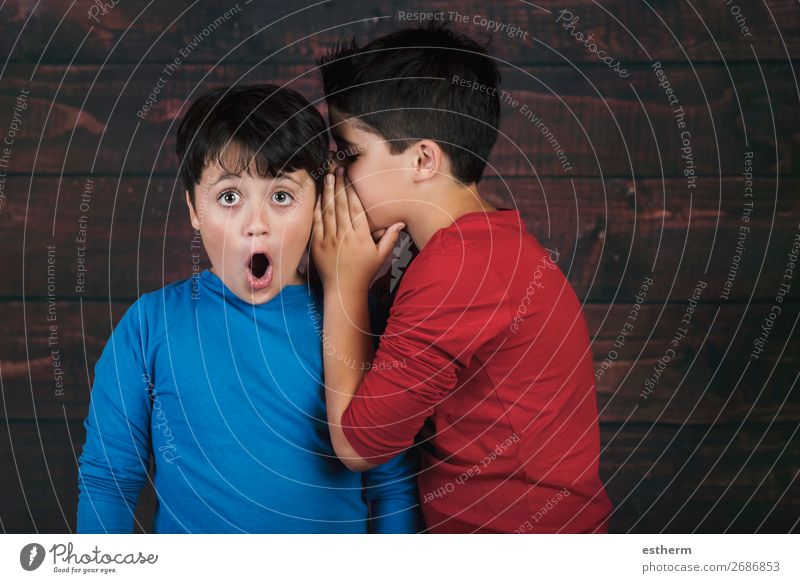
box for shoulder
[441,211,532,272]
[141,274,197,304]
[116,275,197,342]
[136,275,198,316]
[398,222,516,305]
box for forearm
[370,498,423,534]
[313,166,406,471]
[365,450,423,534]
[77,460,143,533]
[322,286,376,471]
[77,488,137,534]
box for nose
[245,200,270,237]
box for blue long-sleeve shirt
[77,269,421,533]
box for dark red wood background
[1,0,798,533]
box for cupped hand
[311,168,405,294]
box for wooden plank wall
[1,0,798,533]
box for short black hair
[176,84,329,204]
[318,23,500,184]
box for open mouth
[246,252,272,290]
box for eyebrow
[209,172,241,186]
[275,173,303,187]
[209,172,302,187]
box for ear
[186,190,201,230]
[411,139,444,183]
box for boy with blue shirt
[76,84,421,533]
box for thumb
[375,222,406,262]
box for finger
[333,167,351,234]
[327,158,339,175]
[312,196,324,242]
[371,228,387,242]
[345,179,368,233]
[375,222,406,263]
[321,172,336,237]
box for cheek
[198,211,238,262]
[348,164,378,203]
[275,207,314,260]
[352,173,389,215]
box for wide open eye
[217,190,241,207]
[272,190,294,206]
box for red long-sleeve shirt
[342,209,612,533]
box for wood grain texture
[0,61,795,177]
[599,422,800,533]
[1,419,796,532]
[3,175,799,301]
[2,299,797,423]
[1,0,797,534]
[0,0,797,65]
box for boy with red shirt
[311,24,613,533]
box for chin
[363,209,393,231]
[370,200,406,230]
[239,284,278,305]
[247,291,276,305]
